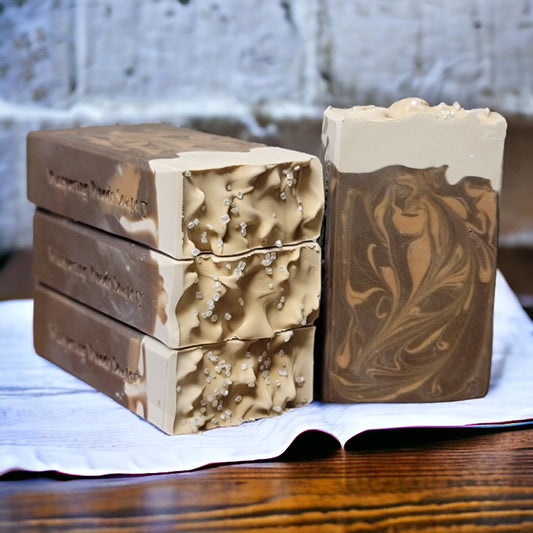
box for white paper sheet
[1,271,532,477]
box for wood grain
[2,427,532,532]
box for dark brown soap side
[321,164,498,403]
[33,284,153,416]
[27,123,263,253]
[33,209,169,343]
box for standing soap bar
[321,98,507,402]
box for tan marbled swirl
[46,123,262,161]
[324,165,498,402]
[174,326,314,434]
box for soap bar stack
[28,124,323,434]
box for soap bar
[27,124,323,259]
[33,210,321,349]
[33,285,314,435]
[321,98,507,403]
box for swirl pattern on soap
[326,165,498,402]
[52,123,262,161]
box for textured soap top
[322,98,507,188]
[27,124,324,259]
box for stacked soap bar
[33,210,320,350]
[34,286,315,435]
[321,98,507,403]
[27,124,323,258]
[28,124,323,434]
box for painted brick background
[1,0,532,252]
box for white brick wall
[321,0,533,111]
[0,0,75,108]
[77,0,308,104]
[1,0,532,252]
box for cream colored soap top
[145,146,323,259]
[149,146,317,172]
[322,98,507,190]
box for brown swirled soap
[321,98,507,403]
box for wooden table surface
[1,425,532,532]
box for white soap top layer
[148,146,316,173]
[322,98,507,190]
